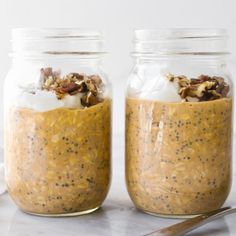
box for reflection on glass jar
[4,29,112,216]
[125,29,233,218]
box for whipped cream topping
[14,88,84,112]
[127,72,230,102]
[10,67,109,112]
[127,74,182,102]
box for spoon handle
[144,207,236,236]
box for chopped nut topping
[167,74,230,102]
[40,67,105,107]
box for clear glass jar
[4,28,112,216]
[125,29,233,218]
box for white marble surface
[0,134,236,236]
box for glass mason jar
[4,29,112,216]
[125,29,233,218]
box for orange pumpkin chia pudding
[5,68,111,215]
[126,74,232,216]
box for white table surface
[0,134,236,236]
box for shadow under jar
[125,29,233,218]
[4,29,112,216]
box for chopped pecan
[90,75,103,86]
[70,73,84,81]
[75,81,89,93]
[87,92,101,106]
[167,73,230,102]
[177,76,189,88]
[166,73,175,82]
[61,83,80,94]
[39,67,105,107]
[179,87,190,98]
[41,67,53,78]
[85,79,98,95]
[197,75,212,82]
[194,81,216,97]
[212,76,225,84]
[81,92,101,107]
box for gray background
[0,0,236,139]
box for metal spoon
[144,206,236,236]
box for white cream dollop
[14,88,83,112]
[127,74,181,102]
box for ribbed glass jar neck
[132,29,229,58]
[134,55,228,67]
[11,28,106,59]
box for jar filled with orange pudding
[125,29,233,218]
[4,29,112,216]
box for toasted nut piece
[44,77,54,87]
[61,83,81,94]
[167,73,230,102]
[70,73,84,81]
[179,87,190,98]
[42,67,53,77]
[90,75,103,85]
[40,67,105,106]
[166,73,175,82]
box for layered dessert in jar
[126,74,232,216]
[5,68,111,215]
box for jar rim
[132,28,229,57]
[11,28,106,57]
[134,28,228,41]
[12,28,103,40]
